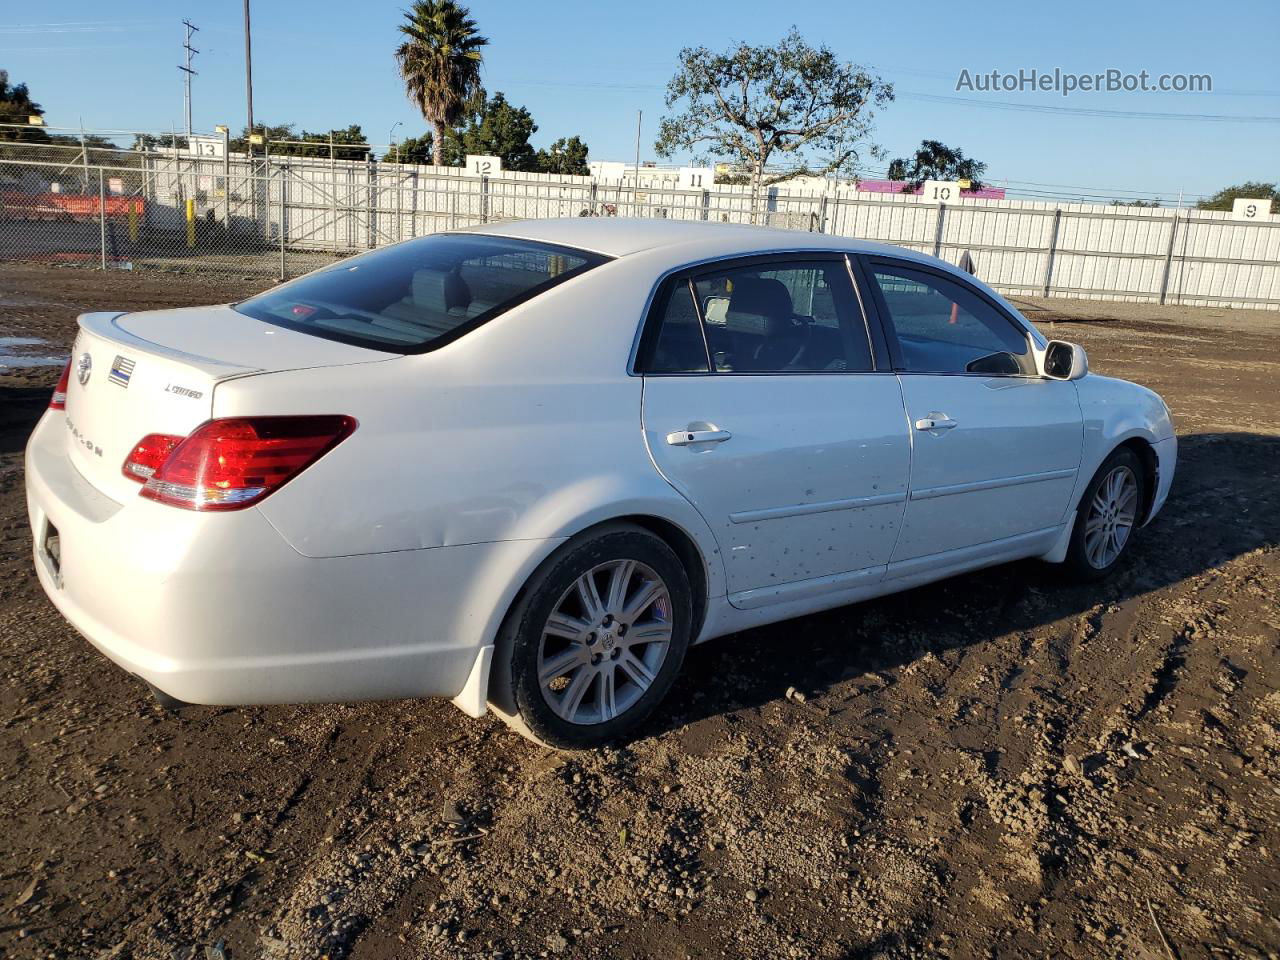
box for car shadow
[0,386,52,457]
[644,430,1280,738]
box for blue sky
[4,0,1277,204]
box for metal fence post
[481,174,490,224]
[1042,209,1062,297]
[263,139,272,242]
[98,168,107,270]
[365,157,375,249]
[932,202,946,259]
[330,133,339,252]
[277,167,286,282]
[222,127,231,238]
[816,195,828,234]
[1158,211,1180,305]
[408,169,418,238]
[80,125,92,194]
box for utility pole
[633,109,642,201]
[179,20,199,140]
[243,0,255,150]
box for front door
[860,257,1083,564]
[638,255,911,607]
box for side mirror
[1043,340,1088,381]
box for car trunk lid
[63,307,391,503]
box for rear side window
[642,281,710,373]
[638,257,873,375]
[235,234,607,353]
[694,261,870,373]
[869,262,1033,375]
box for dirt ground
[1,262,1277,960]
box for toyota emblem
[76,352,92,386]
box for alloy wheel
[1083,465,1139,569]
[537,559,673,725]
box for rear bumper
[25,410,541,708]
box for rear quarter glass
[234,234,609,354]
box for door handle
[914,415,958,432]
[667,428,732,446]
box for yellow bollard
[185,198,196,248]
[128,200,138,245]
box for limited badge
[108,355,135,388]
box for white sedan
[26,220,1176,748]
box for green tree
[290,124,371,160]
[0,70,49,143]
[228,123,297,155]
[449,92,537,170]
[536,135,589,175]
[132,133,190,151]
[383,132,434,163]
[887,140,986,191]
[1111,199,1161,208]
[1195,181,1279,212]
[220,123,370,159]
[655,28,892,193]
[395,0,488,167]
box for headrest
[723,277,793,337]
[412,268,471,315]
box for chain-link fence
[2,130,1278,309]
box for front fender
[1060,373,1176,525]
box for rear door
[858,257,1083,565]
[639,254,911,608]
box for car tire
[1063,446,1146,582]
[490,524,693,749]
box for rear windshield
[234,233,607,353]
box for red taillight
[138,415,356,511]
[122,433,184,482]
[49,359,72,410]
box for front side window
[235,233,606,352]
[870,262,1033,375]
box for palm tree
[395,0,488,166]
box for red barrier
[0,192,145,221]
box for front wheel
[492,525,693,749]
[1063,447,1145,581]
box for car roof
[462,217,915,261]
[459,218,1044,346]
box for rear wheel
[1064,447,1145,581]
[492,525,692,749]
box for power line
[0,20,168,34]
[899,91,1280,123]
